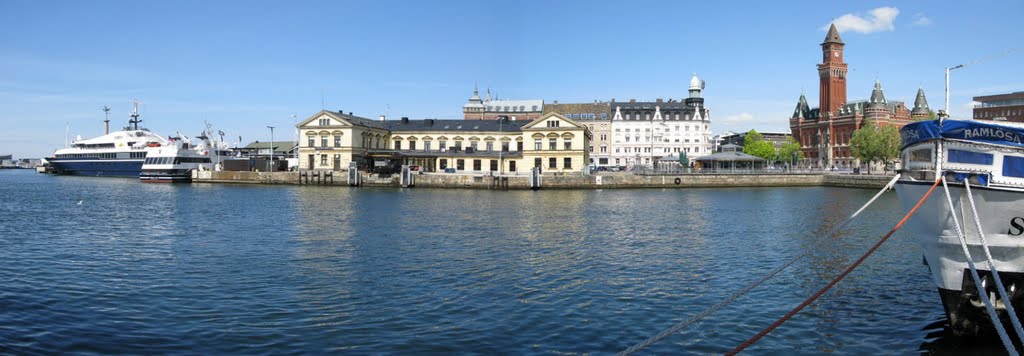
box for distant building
[973,91,1024,123]
[789,24,920,168]
[610,74,712,167]
[711,131,735,153]
[297,110,590,174]
[237,141,298,158]
[0,154,11,167]
[544,101,612,166]
[717,131,793,151]
[462,85,544,121]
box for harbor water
[0,170,989,354]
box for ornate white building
[609,74,712,167]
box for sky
[1,0,1022,158]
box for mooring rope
[725,177,940,355]
[617,174,901,356]
[942,177,1019,354]
[964,179,1024,346]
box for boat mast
[129,99,142,130]
[943,64,964,122]
[102,106,111,135]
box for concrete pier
[193,171,894,190]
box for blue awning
[901,120,1024,149]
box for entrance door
[333,155,341,170]
[308,154,314,170]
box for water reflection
[0,171,960,354]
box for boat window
[948,149,993,165]
[1004,156,1024,178]
[910,149,931,162]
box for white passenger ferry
[896,118,1024,338]
[140,129,229,183]
[48,100,167,177]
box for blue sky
[1,0,1021,158]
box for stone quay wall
[195,171,895,190]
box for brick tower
[818,23,847,119]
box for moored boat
[896,118,1024,338]
[48,100,167,177]
[139,127,230,183]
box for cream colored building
[296,110,589,174]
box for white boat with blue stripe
[896,118,1024,341]
[48,100,167,178]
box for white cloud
[912,13,932,26]
[826,7,900,34]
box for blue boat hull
[48,158,144,177]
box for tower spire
[822,23,843,45]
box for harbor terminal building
[297,111,590,174]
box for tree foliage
[912,109,938,121]
[850,120,902,173]
[778,136,803,163]
[742,129,777,161]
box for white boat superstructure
[896,118,1024,338]
[49,101,168,177]
[140,126,231,183]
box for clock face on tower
[834,51,840,57]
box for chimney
[349,112,353,116]
[553,100,558,104]
[427,119,435,126]
[401,117,409,123]
[629,99,636,103]
[104,120,109,135]
[656,98,663,103]
[379,115,386,121]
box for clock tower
[818,23,847,118]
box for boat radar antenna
[102,106,111,135]
[128,99,142,131]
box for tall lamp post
[292,114,298,158]
[267,125,275,172]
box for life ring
[674,177,681,185]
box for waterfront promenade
[194,170,894,189]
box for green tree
[778,136,803,164]
[742,129,777,161]
[850,120,902,174]
[850,121,879,173]
[876,124,902,172]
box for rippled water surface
[0,170,969,354]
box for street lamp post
[267,125,275,172]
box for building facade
[789,24,923,168]
[609,74,712,167]
[462,85,544,121]
[973,91,1024,122]
[297,110,589,174]
[543,101,612,167]
[718,131,793,151]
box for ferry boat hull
[897,119,1024,338]
[896,180,1024,336]
[139,170,193,183]
[48,158,144,177]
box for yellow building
[296,110,589,174]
